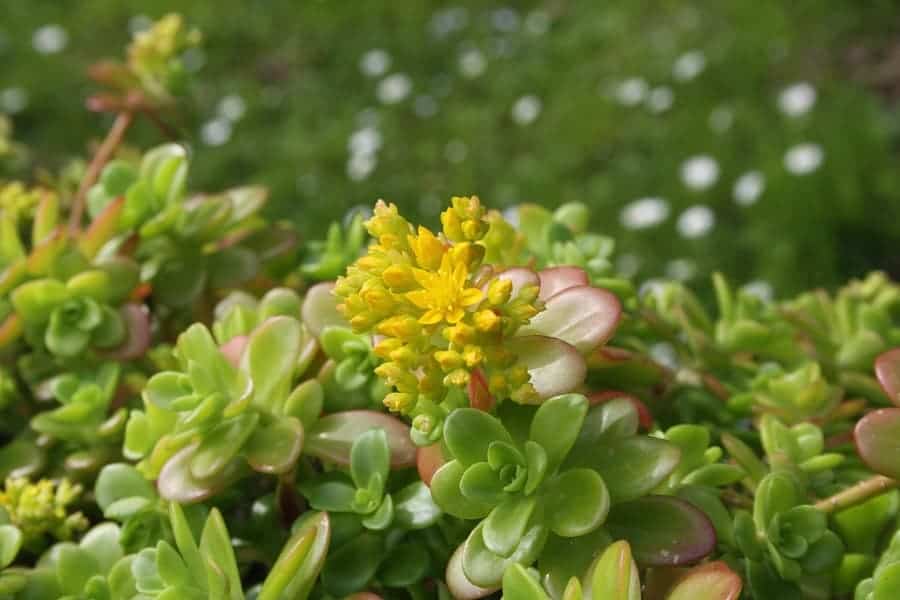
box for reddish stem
[68,111,134,233]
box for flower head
[0,478,88,549]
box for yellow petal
[419,310,443,325]
[460,288,484,307]
[406,289,432,309]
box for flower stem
[68,111,134,233]
[815,475,899,514]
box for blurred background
[2,1,900,299]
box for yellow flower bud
[444,368,470,387]
[474,309,501,333]
[434,350,464,371]
[382,264,417,291]
[389,345,418,365]
[462,345,484,367]
[444,322,476,346]
[377,315,420,339]
[384,392,415,412]
[374,337,403,359]
[487,278,513,306]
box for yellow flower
[406,252,484,325]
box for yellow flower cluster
[335,197,543,425]
[128,14,201,97]
[0,182,43,226]
[0,478,88,545]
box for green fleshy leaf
[444,408,513,467]
[754,472,802,532]
[199,509,243,600]
[462,522,548,588]
[284,379,323,429]
[569,436,680,503]
[306,411,415,468]
[589,540,641,600]
[156,541,188,587]
[665,561,743,600]
[91,305,126,348]
[393,481,442,530]
[800,530,844,575]
[529,393,588,474]
[56,545,101,595]
[431,460,492,520]
[11,278,69,324]
[483,496,537,557]
[502,563,550,600]
[538,528,611,599]
[524,441,548,495]
[302,475,357,512]
[545,468,609,538]
[361,494,394,530]
[350,428,390,495]
[190,412,259,480]
[458,461,507,506]
[322,534,382,596]
[379,540,431,587]
[0,525,22,569]
[245,416,304,474]
[95,463,156,511]
[169,503,207,593]
[258,512,330,600]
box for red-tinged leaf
[468,368,495,411]
[0,260,27,296]
[855,408,900,479]
[302,281,347,337]
[0,314,22,348]
[86,93,128,113]
[665,561,742,600]
[157,443,248,503]
[538,266,589,302]
[510,335,586,400]
[100,304,150,361]
[346,594,383,600]
[417,443,446,487]
[32,192,59,245]
[588,391,654,430]
[521,285,621,354]
[875,348,900,407]
[26,229,68,275]
[79,197,124,260]
[445,542,498,600]
[306,411,416,468]
[220,335,248,368]
[605,496,716,566]
[489,267,539,299]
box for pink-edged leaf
[220,335,248,368]
[157,443,248,503]
[79,196,124,260]
[445,541,498,600]
[301,281,348,337]
[511,335,586,400]
[486,267,539,299]
[606,496,716,566]
[306,410,416,468]
[520,285,621,354]
[468,368,495,412]
[664,561,742,600]
[246,417,304,474]
[417,443,446,487]
[100,304,150,361]
[588,391,654,431]
[538,266,589,302]
[875,348,900,407]
[855,408,900,479]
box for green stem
[815,475,899,514]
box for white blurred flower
[743,280,774,303]
[616,253,641,277]
[784,143,824,175]
[680,155,719,190]
[201,119,232,146]
[677,205,715,238]
[360,49,391,78]
[525,11,551,35]
[733,171,765,206]
[511,95,541,125]
[459,49,487,79]
[491,8,520,32]
[778,82,816,117]
[647,86,674,113]
[666,258,697,281]
[347,153,377,181]
[377,73,412,104]
[348,127,382,156]
[218,95,246,122]
[650,342,679,369]
[445,139,468,163]
[673,50,706,81]
[33,25,68,54]
[615,78,648,106]
[0,88,28,114]
[620,197,670,229]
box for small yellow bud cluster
[127,14,202,98]
[335,198,544,417]
[0,478,88,546]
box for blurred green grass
[3,0,900,297]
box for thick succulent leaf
[258,512,330,600]
[379,540,430,587]
[529,393,588,474]
[589,540,641,600]
[199,509,243,600]
[483,497,538,557]
[191,412,259,480]
[242,316,302,411]
[220,335,247,367]
[350,428,390,492]
[665,561,742,600]
[459,461,507,505]
[462,522,548,587]
[306,411,415,468]
[537,266,589,302]
[95,463,156,512]
[606,496,716,566]
[284,380,324,429]
[79,196,124,259]
[753,472,802,532]
[11,278,69,324]
[855,408,900,479]
[393,481,442,530]
[569,436,680,503]
[431,460,493,519]
[56,545,101,595]
[876,348,900,407]
[446,541,498,600]
[245,416,304,474]
[416,443,446,486]
[510,335,586,400]
[545,468,609,538]
[502,563,550,600]
[444,408,513,467]
[519,285,621,353]
[0,525,22,569]
[322,534,382,596]
[538,528,612,599]
[0,435,46,480]
[157,443,248,503]
[302,282,348,337]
